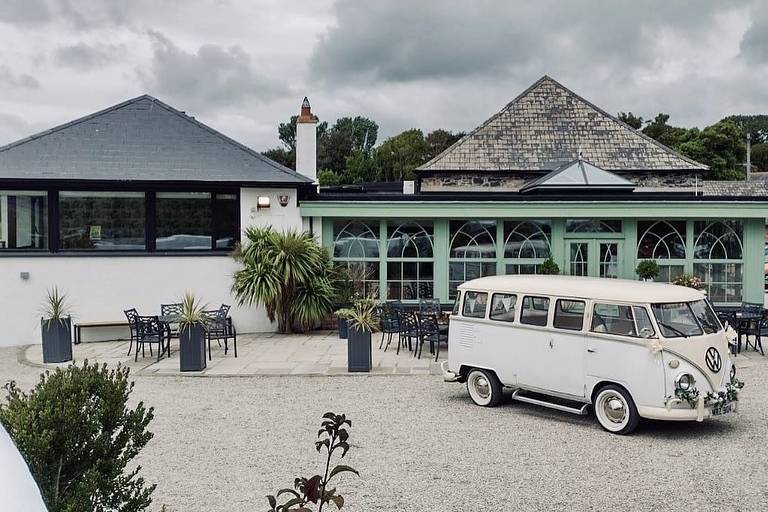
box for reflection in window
[520,296,549,326]
[462,291,488,318]
[214,194,238,249]
[449,262,495,299]
[591,303,637,337]
[490,293,517,322]
[566,219,621,233]
[60,191,145,250]
[339,261,380,298]
[449,220,496,298]
[505,263,542,275]
[386,221,434,300]
[0,191,47,250]
[333,220,379,259]
[156,192,211,250]
[694,221,743,259]
[553,300,585,331]
[503,220,551,258]
[694,263,742,303]
[637,220,686,259]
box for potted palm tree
[178,292,208,372]
[40,286,73,363]
[346,299,378,372]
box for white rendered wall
[0,187,305,347]
[295,122,317,182]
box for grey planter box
[337,317,348,339]
[179,324,207,372]
[41,317,73,363]
[347,325,372,372]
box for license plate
[712,403,733,416]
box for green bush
[635,260,660,281]
[539,258,560,275]
[0,362,155,512]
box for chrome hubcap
[602,395,626,424]
[472,374,490,399]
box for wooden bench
[74,321,129,345]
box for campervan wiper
[657,321,688,338]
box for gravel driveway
[2,347,767,511]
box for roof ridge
[0,95,154,154]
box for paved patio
[22,330,445,376]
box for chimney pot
[296,96,318,182]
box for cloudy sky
[0,0,766,151]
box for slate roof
[419,76,708,173]
[702,180,768,197]
[0,95,311,184]
[520,159,635,192]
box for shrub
[267,412,358,512]
[0,362,155,512]
[539,258,560,275]
[671,274,704,289]
[635,260,660,281]
[232,228,336,333]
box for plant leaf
[329,465,359,480]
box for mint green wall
[316,202,767,305]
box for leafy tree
[232,227,335,333]
[0,362,155,512]
[617,112,644,130]
[724,115,768,144]
[751,143,768,172]
[677,120,745,179]
[344,150,377,183]
[262,147,294,170]
[317,169,343,186]
[374,129,429,181]
[262,116,329,170]
[318,117,378,173]
[425,129,465,160]
[539,258,560,275]
[266,412,358,512]
[641,113,690,148]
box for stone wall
[420,171,703,192]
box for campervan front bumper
[638,398,737,422]
[441,361,461,382]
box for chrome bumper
[441,361,460,382]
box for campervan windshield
[651,299,721,338]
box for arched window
[332,220,380,297]
[503,220,551,275]
[693,220,744,303]
[566,219,621,233]
[637,220,686,260]
[386,221,434,300]
[448,220,496,298]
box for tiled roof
[419,76,708,173]
[520,159,635,192]
[702,180,768,197]
[0,95,312,184]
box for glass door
[566,240,622,278]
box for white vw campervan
[442,275,742,434]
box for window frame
[489,293,518,323]
[553,299,586,331]
[462,290,489,319]
[590,302,657,339]
[519,295,551,327]
[0,189,50,251]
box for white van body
[0,423,48,511]
[443,275,740,434]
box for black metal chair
[123,308,139,356]
[736,303,765,353]
[160,303,183,338]
[396,310,419,355]
[379,303,401,351]
[205,304,237,359]
[416,313,449,361]
[418,298,442,316]
[133,315,168,362]
[741,310,767,355]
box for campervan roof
[458,275,704,304]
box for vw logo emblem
[705,347,722,373]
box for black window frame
[0,183,241,256]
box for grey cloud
[310,1,733,84]
[0,65,40,89]
[0,0,50,25]
[140,31,288,112]
[740,5,768,65]
[0,0,140,29]
[0,112,34,145]
[53,42,126,70]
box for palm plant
[232,227,336,333]
[41,286,72,327]
[178,292,209,331]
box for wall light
[257,196,271,210]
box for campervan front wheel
[593,384,640,435]
[466,369,502,407]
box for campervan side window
[490,293,517,322]
[553,300,585,331]
[592,303,638,337]
[520,296,550,326]
[462,291,488,318]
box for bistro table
[157,314,181,357]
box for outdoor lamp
[257,196,271,210]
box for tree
[262,116,329,170]
[232,227,336,333]
[318,116,378,173]
[677,120,745,179]
[751,143,768,172]
[617,112,644,130]
[425,129,465,160]
[262,147,294,169]
[317,169,343,186]
[0,362,155,512]
[641,113,690,148]
[374,129,429,181]
[724,115,768,144]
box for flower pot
[41,317,73,363]
[179,324,207,372]
[337,317,349,339]
[347,325,372,372]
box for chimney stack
[296,96,318,183]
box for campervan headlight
[675,373,695,391]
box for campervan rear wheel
[466,369,502,407]
[593,384,640,435]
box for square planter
[179,324,207,372]
[41,317,73,363]
[347,325,372,372]
[337,316,349,339]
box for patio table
[157,314,181,357]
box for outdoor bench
[74,320,129,345]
